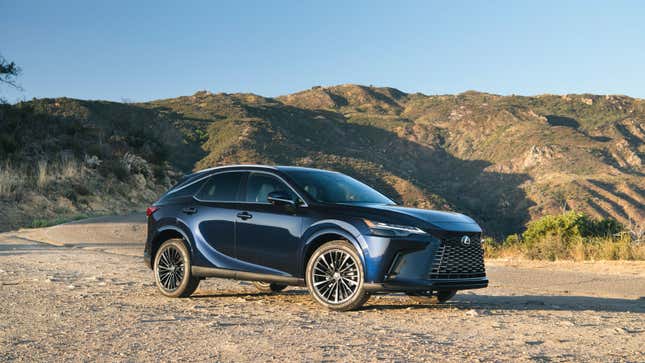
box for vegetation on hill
[0,99,201,231]
[144,84,644,238]
[1,84,643,259]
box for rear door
[234,172,304,276]
[193,171,246,261]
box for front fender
[300,219,372,279]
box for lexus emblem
[461,235,471,246]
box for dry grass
[0,156,86,198]
[484,235,645,261]
[37,160,49,189]
[61,155,82,179]
[0,163,24,198]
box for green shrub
[523,211,621,244]
[482,212,645,261]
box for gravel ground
[0,219,644,362]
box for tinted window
[245,173,296,203]
[158,178,207,203]
[283,169,394,204]
[196,172,244,202]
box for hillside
[1,85,643,236]
[0,99,202,231]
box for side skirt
[192,266,306,287]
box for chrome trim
[165,173,219,196]
[187,169,309,207]
[166,165,277,196]
[267,196,296,206]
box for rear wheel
[306,240,369,311]
[154,238,200,298]
[407,290,457,304]
[252,281,288,293]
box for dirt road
[1,216,643,362]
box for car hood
[336,203,482,233]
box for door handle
[182,207,198,215]
[236,211,253,220]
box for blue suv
[144,165,488,311]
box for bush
[483,212,645,261]
[523,211,622,245]
[122,152,152,177]
[99,159,130,181]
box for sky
[2,0,645,102]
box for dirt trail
[0,216,643,362]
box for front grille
[429,233,486,279]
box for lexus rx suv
[144,165,488,311]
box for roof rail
[193,164,277,174]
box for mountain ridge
[1,84,643,235]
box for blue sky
[2,0,644,102]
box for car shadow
[190,289,644,313]
[364,294,645,313]
[191,289,310,299]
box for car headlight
[363,219,427,237]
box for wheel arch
[301,227,366,279]
[150,226,192,264]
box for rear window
[158,177,207,203]
[196,172,244,202]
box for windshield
[283,169,395,205]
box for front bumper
[361,230,488,292]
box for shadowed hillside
[0,99,203,231]
[1,85,643,236]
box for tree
[0,55,21,90]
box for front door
[235,172,303,276]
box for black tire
[407,290,457,304]
[306,240,369,311]
[154,238,200,298]
[252,281,288,293]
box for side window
[245,173,296,203]
[158,178,206,203]
[196,172,244,202]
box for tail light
[146,206,159,217]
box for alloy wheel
[157,245,185,291]
[312,249,359,304]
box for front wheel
[306,240,370,311]
[154,238,200,298]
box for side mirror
[267,191,295,206]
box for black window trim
[192,169,308,207]
[243,171,302,206]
